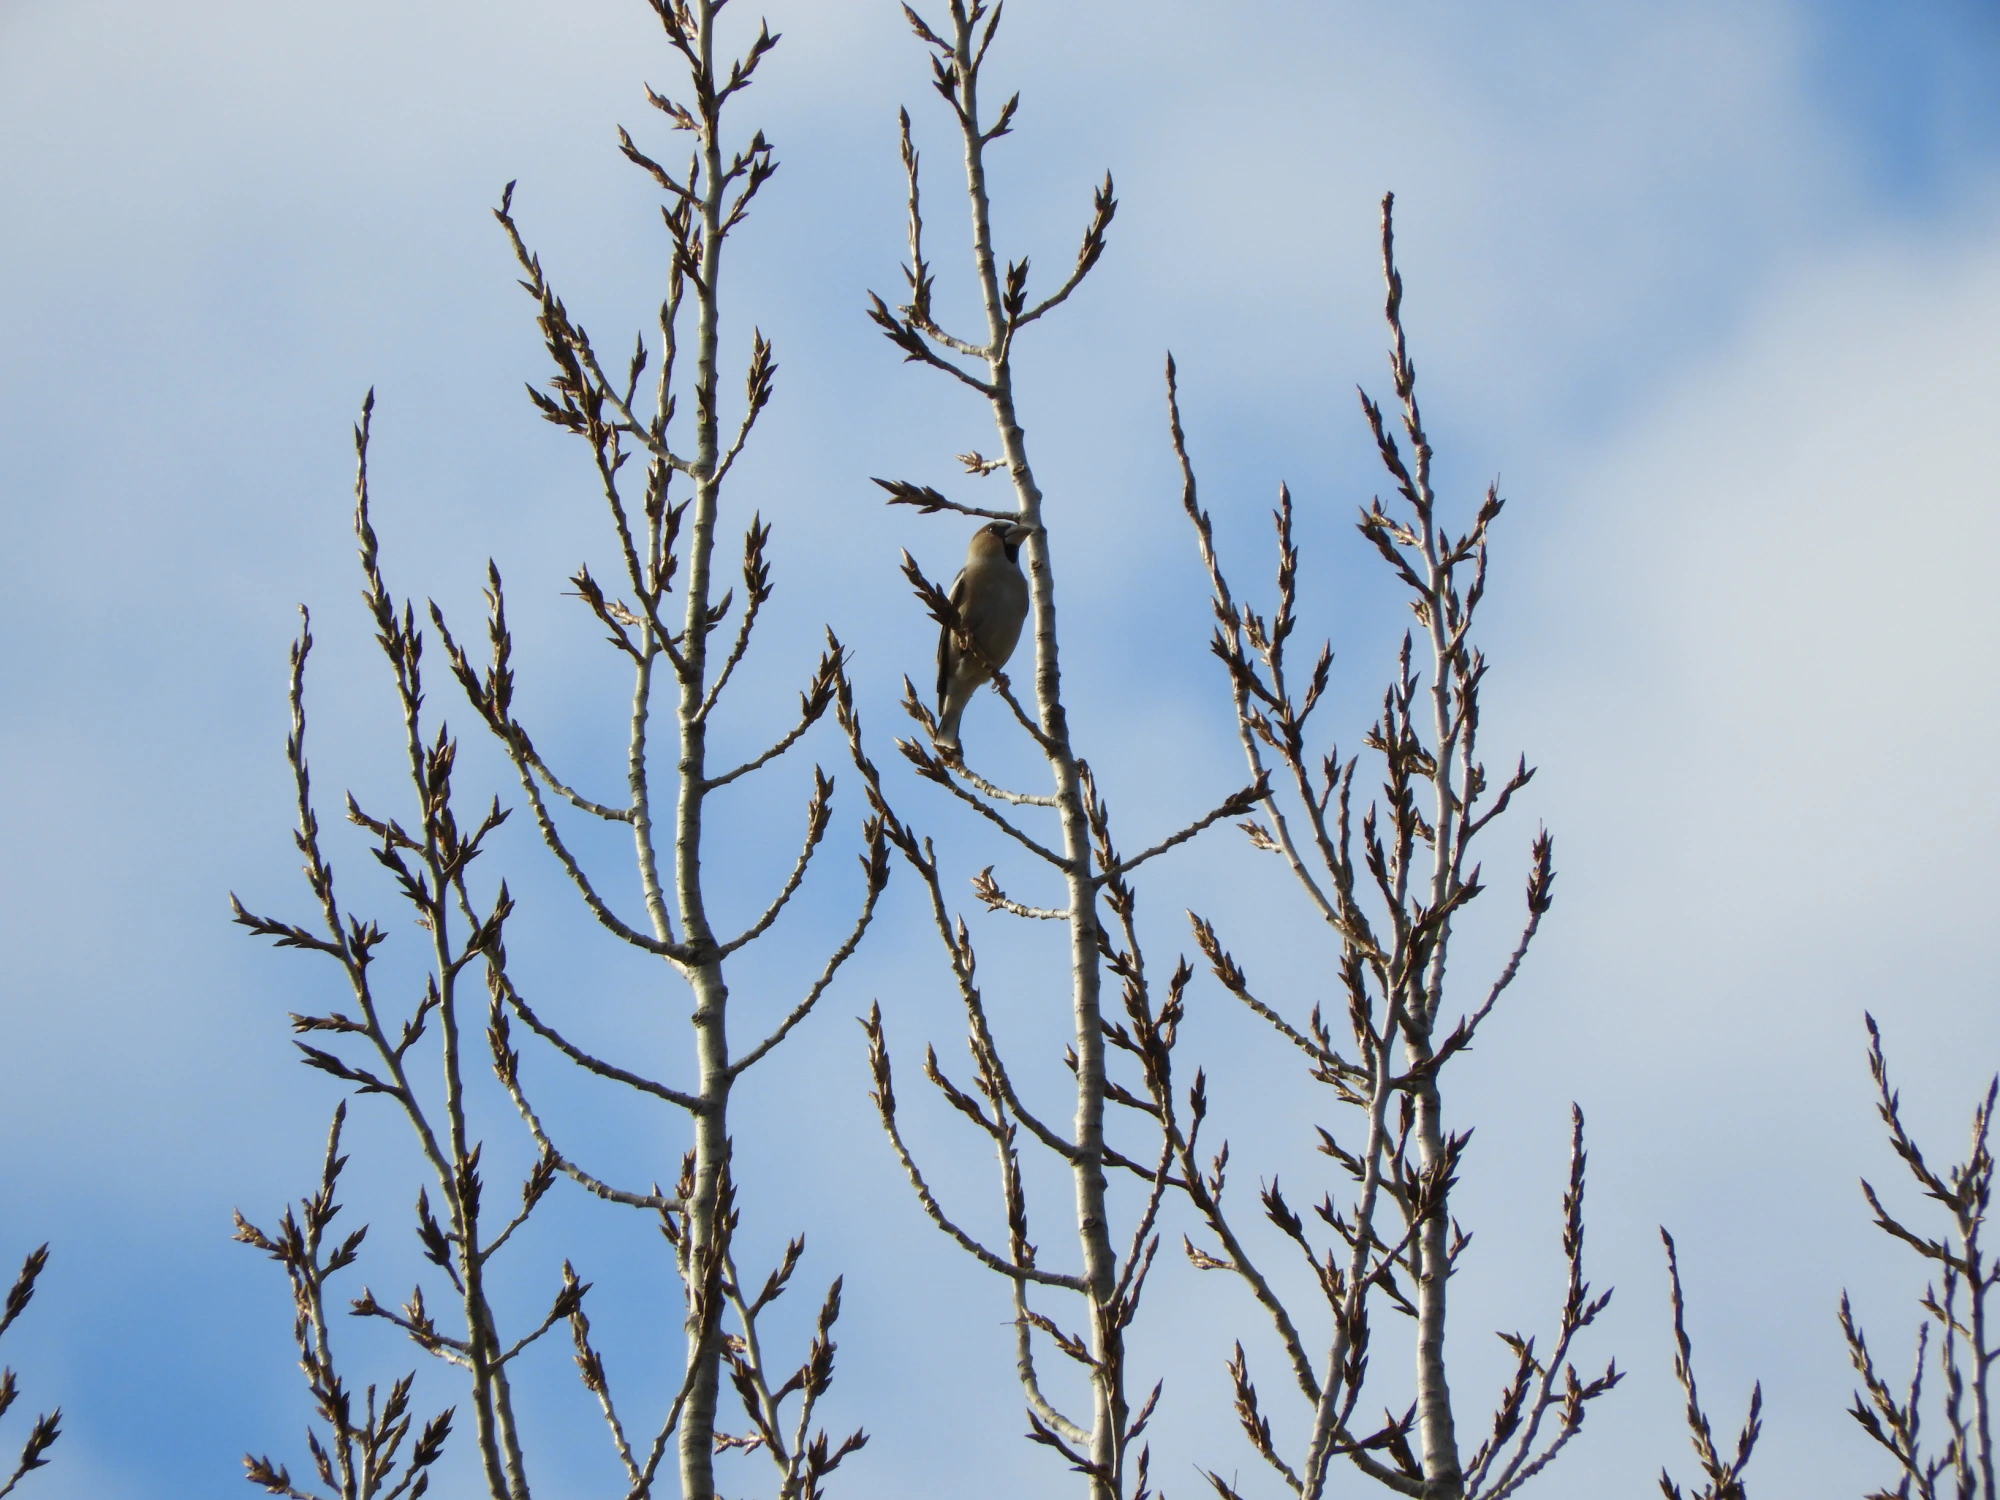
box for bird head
[973,519,1038,564]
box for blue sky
[2,1,1998,1496]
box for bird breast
[962,554,1028,669]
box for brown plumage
[934,520,1033,754]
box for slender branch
[509,741,686,958]
[1166,359,1380,956]
[873,475,1019,525]
[866,292,998,394]
[1652,1228,1760,1500]
[569,1288,648,1494]
[862,1005,1086,1292]
[493,973,702,1112]
[907,739,1073,868]
[1011,172,1116,330]
[952,760,1060,807]
[487,1005,684,1212]
[695,514,773,722]
[702,644,841,789]
[1014,1280,1093,1446]
[973,866,1066,920]
[1099,777,1266,883]
[728,830,887,1080]
[717,768,833,957]
[496,1284,584,1367]
[523,740,634,822]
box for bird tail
[934,695,965,754]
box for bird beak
[1004,523,1038,545]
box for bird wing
[938,566,968,707]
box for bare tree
[230,9,1971,1500]
[1841,1014,2000,1500]
[850,5,1261,1499]
[0,1241,57,1498]
[1165,194,1619,1500]
[236,4,879,1498]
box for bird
[934,520,1034,756]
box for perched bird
[935,520,1034,755]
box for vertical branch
[872,0,1138,1483]
[452,6,874,1500]
[667,5,735,1489]
[1169,194,1611,1500]
[864,8,1237,1499]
